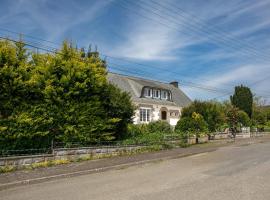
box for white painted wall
[133,103,182,126]
[169,118,179,126]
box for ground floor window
[140,108,151,122]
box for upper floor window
[143,87,152,98]
[153,89,160,99]
[161,90,168,100]
[142,87,172,101]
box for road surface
[1,141,270,200]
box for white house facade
[108,73,192,126]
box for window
[161,90,168,100]
[140,108,151,122]
[143,87,152,98]
[142,87,171,101]
[168,92,171,100]
[153,89,160,99]
[170,111,179,117]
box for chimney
[170,81,178,88]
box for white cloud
[106,1,200,61]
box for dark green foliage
[230,85,253,118]
[123,121,172,144]
[238,110,251,127]
[226,106,240,131]
[175,112,208,144]
[0,39,134,151]
[181,100,225,132]
[175,112,208,134]
[252,110,267,126]
[146,121,172,133]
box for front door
[161,111,167,120]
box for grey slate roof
[108,72,192,107]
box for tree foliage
[181,100,225,132]
[175,112,208,136]
[230,85,253,118]
[0,39,134,150]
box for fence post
[51,139,54,155]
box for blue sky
[1,0,270,102]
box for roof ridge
[108,71,172,86]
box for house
[108,72,192,126]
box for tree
[0,39,134,150]
[226,106,240,135]
[238,110,251,127]
[230,85,253,118]
[181,100,225,132]
[175,112,208,143]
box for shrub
[126,124,148,137]
[175,112,208,134]
[122,131,165,145]
[238,110,251,127]
[0,165,16,173]
[126,121,171,137]
[147,121,171,133]
[181,100,226,132]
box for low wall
[0,145,145,167]
[198,136,208,143]
[0,154,54,167]
[188,137,196,145]
[214,134,229,140]
[187,136,208,144]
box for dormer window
[143,87,152,98]
[161,90,168,100]
[153,89,160,99]
[142,87,172,101]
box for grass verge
[0,144,171,174]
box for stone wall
[214,134,229,140]
[0,145,145,167]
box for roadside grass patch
[0,165,16,173]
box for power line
[115,0,270,94]
[0,29,238,90]
[0,27,59,47]
[1,26,268,93]
[0,27,226,86]
[148,0,268,59]
[121,0,270,63]
[0,36,233,96]
[1,35,269,98]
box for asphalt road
[1,141,270,200]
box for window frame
[139,108,151,122]
[161,90,168,100]
[153,89,160,99]
[143,87,152,98]
[142,87,172,101]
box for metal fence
[0,137,180,157]
[0,148,51,157]
[1,132,268,157]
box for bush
[122,131,165,145]
[123,121,172,145]
[175,112,208,134]
[181,100,225,132]
[126,124,148,137]
[126,121,171,137]
[147,121,172,133]
[175,112,208,144]
[238,110,251,127]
